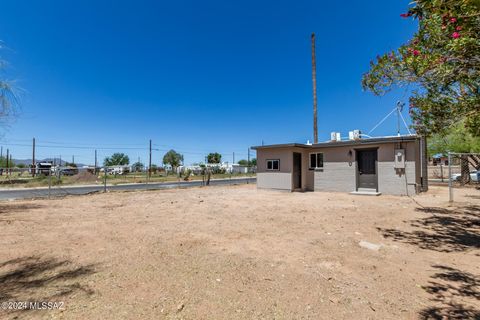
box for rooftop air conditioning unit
[336,132,341,141]
[349,130,361,140]
[330,132,337,141]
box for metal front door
[293,152,302,189]
[357,149,378,190]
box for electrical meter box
[394,149,405,169]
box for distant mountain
[12,158,88,167]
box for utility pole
[95,149,98,174]
[233,152,235,164]
[247,148,250,171]
[311,33,318,144]
[72,155,75,165]
[1,146,3,158]
[32,137,36,177]
[149,139,152,178]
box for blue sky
[0,0,416,165]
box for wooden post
[149,139,152,179]
[32,138,36,177]
[104,166,107,192]
[6,148,9,175]
[311,33,318,144]
[448,153,453,202]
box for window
[309,153,324,169]
[266,159,280,171]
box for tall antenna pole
[311,33,318,144]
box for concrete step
[350,188,382,196]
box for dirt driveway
[0,185,479,319]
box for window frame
[309,152,324,170]
[266,159,280,171]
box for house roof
[250,143,313,150]
[251,135,419,150]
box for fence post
[448,152,453,203]
[440,163,444,182]
[104,167,107,193]
[145,168,149,189]
[48,172,51,199]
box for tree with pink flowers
[362,0,480,136]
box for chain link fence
[447,153,480,202]
[0,164,256,200]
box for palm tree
[311,33,318,144]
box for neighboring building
[231,164,250,174]
[252,135,427,196]
[430,154,448,166]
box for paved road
[0,177,256,200]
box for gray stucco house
[252,135,427,196]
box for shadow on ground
[0,256,97,315]
[419,265,480,319]
[378,205,480,253]
[377,204,480,318]
[0,203,44,215]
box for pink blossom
[452,32,460,39]
[413,50,420,56]
[456,26,462,31]
[450,17,457,23]
[400,13,411,18]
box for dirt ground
[0,185,479,319]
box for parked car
[451,171,479,182]
[59,168,78,176]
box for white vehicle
[108,166,129,175]
[451,171,479,182]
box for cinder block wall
[376,142,417,195]
[311,141,418,195]
[310,147,356,192]
[256,147,293,191]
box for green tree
[428,122,480,155]
[0,156,14,168]
[104,153,130,166]
[238,158,257,166]
[362,0,480,136]
[132,161,144,172]
[162,149,183,170]
[207,152,222,164]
